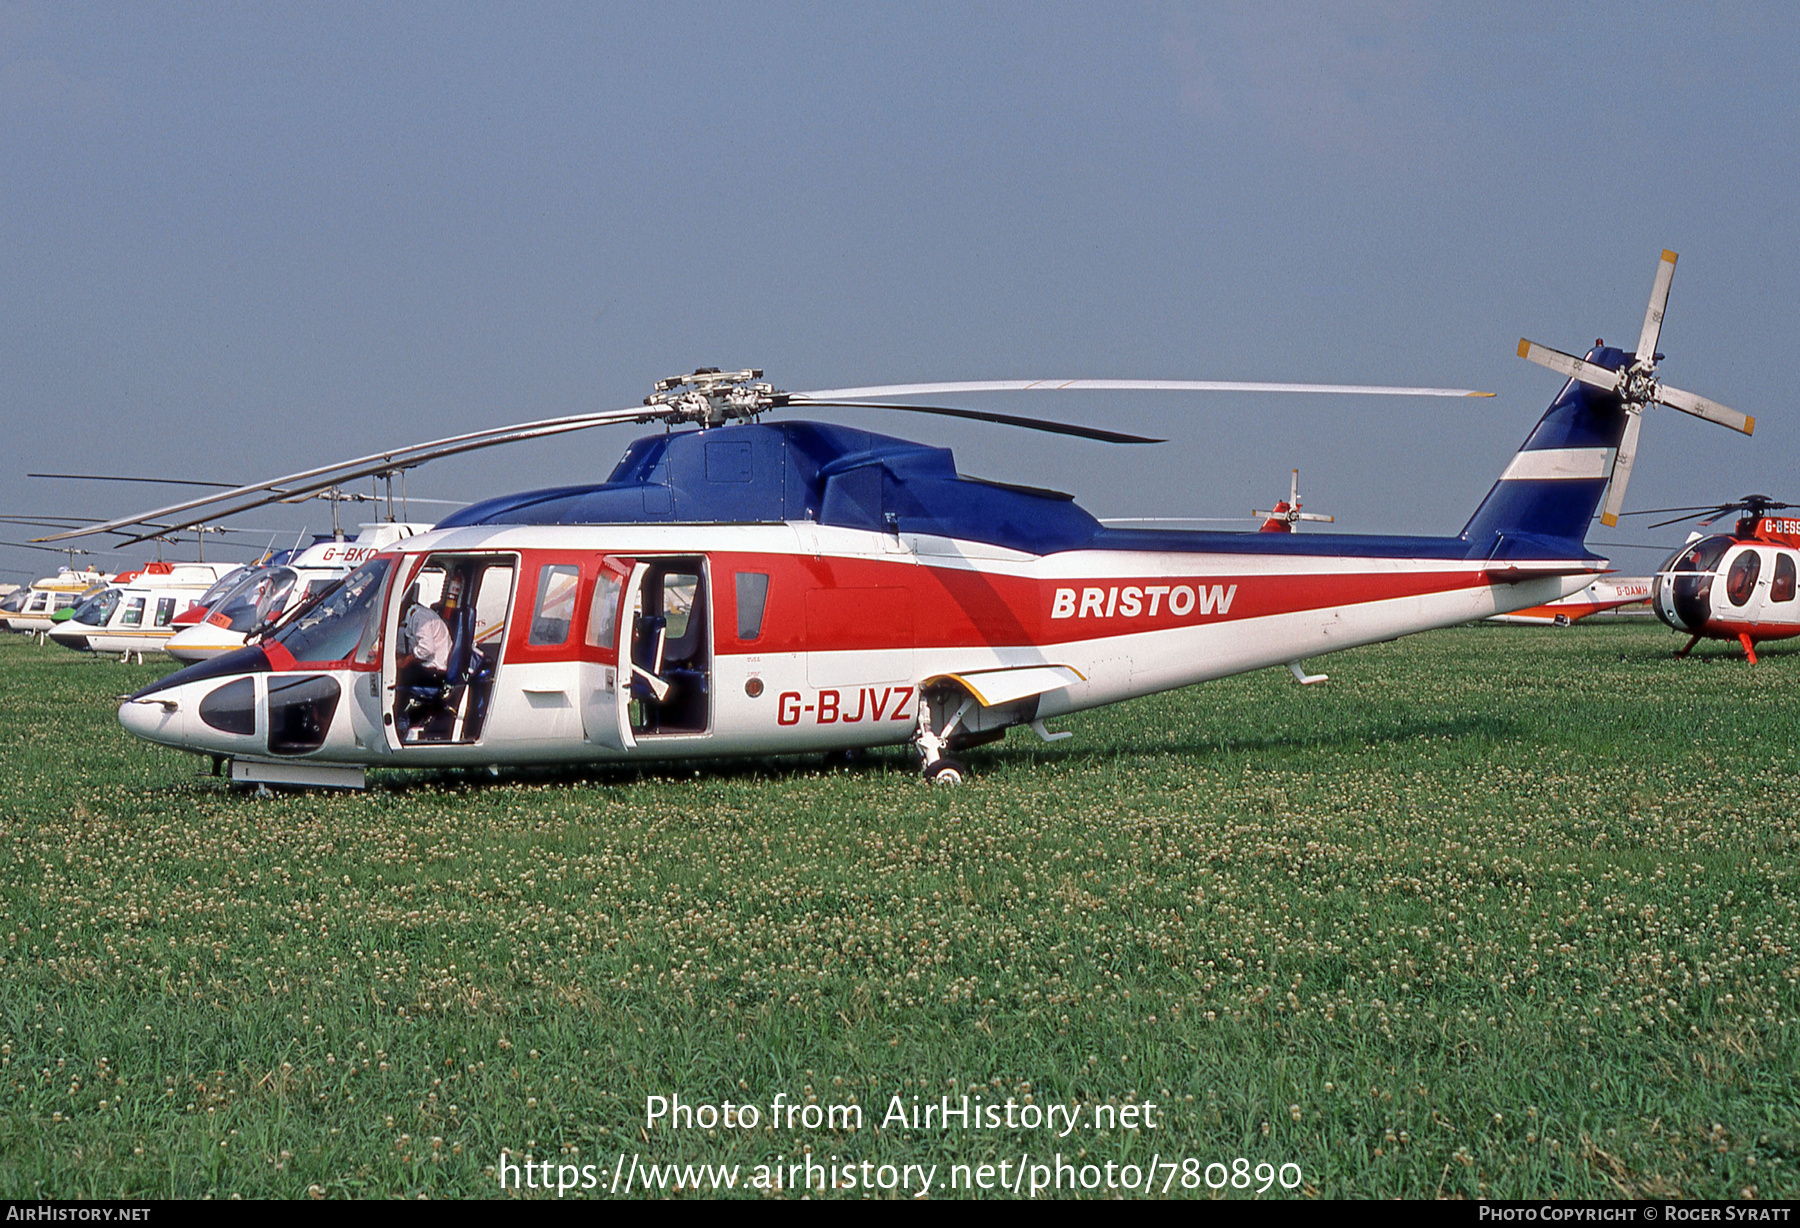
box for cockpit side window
[73,588,121,626]
[1666,535,1733,575]
[270,557,394,664]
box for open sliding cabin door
[622,557,713,740]
[382,553,518,750]
[578,557,637,752]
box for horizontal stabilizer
[935,665,1085,707]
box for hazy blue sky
[4,4,1797,582]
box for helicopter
[1485,574,1652,626]
[1252,469,1335,534]
[1638,496,1800,662]
[48,252,1753,789]
[164,522,433,662]
[48,561,245,662]
[0,564,112,635]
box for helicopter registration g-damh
[50,253,1753,788]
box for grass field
[1,622,1797,1199]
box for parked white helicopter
[50,253,1753,788]
[1486,575,1653,626]
[164,522,433,662]
[48,562,243,662]
[0,565,111,634]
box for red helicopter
[1638,496,1800,663]
[46,252,1754,788]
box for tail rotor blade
[1599,409,1644,528]
[1655,383,1755,435]
[1516,340,1623,392]
[1636,250,1678,365]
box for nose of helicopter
[118,693,186,747]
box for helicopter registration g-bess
[1649,497,1800,663]
[50,253,1753,788]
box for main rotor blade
[1615,503,1735,517]
[28,472,241,488]
[38,406,656,543]
[1655,383,1754,435]
[793,379,1495,399]
[791,400,1162,444]
[1598,409,1642,528]
[1647,506,1737,530]
[0,514,92,527]
[0,540,114,556]
[1637,249,1678,365]
[1517,341,1623,393]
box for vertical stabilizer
[1460,346,1629,557]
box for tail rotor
[1517,250,1754,527]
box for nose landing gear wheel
[924,758,967,786]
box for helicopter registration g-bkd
[163,523,431,663]
[1649,498,1800,663]
[48,253,1754,788]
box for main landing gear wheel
[925,758,967,786]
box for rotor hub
[1620,367,1659,405]
[644,368,784,428]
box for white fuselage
[120,521,1594,772]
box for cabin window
[119,596,146,627]
[736,572,769,641]
[1726,549,1762,607]
[52,593,78,611]
[1774,555,1797,603]
[586,571,624,648]
[529,565,581,646]
[267,675,340,755]
[154,597,179,627]
[198,677,257,736]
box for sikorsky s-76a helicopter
[49,253,1753,788]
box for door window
[153,597,179,627]
[586,569,625,650]
[119,596,146,627]
[1773,554,1796,603]
[1726,550,1762,607]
